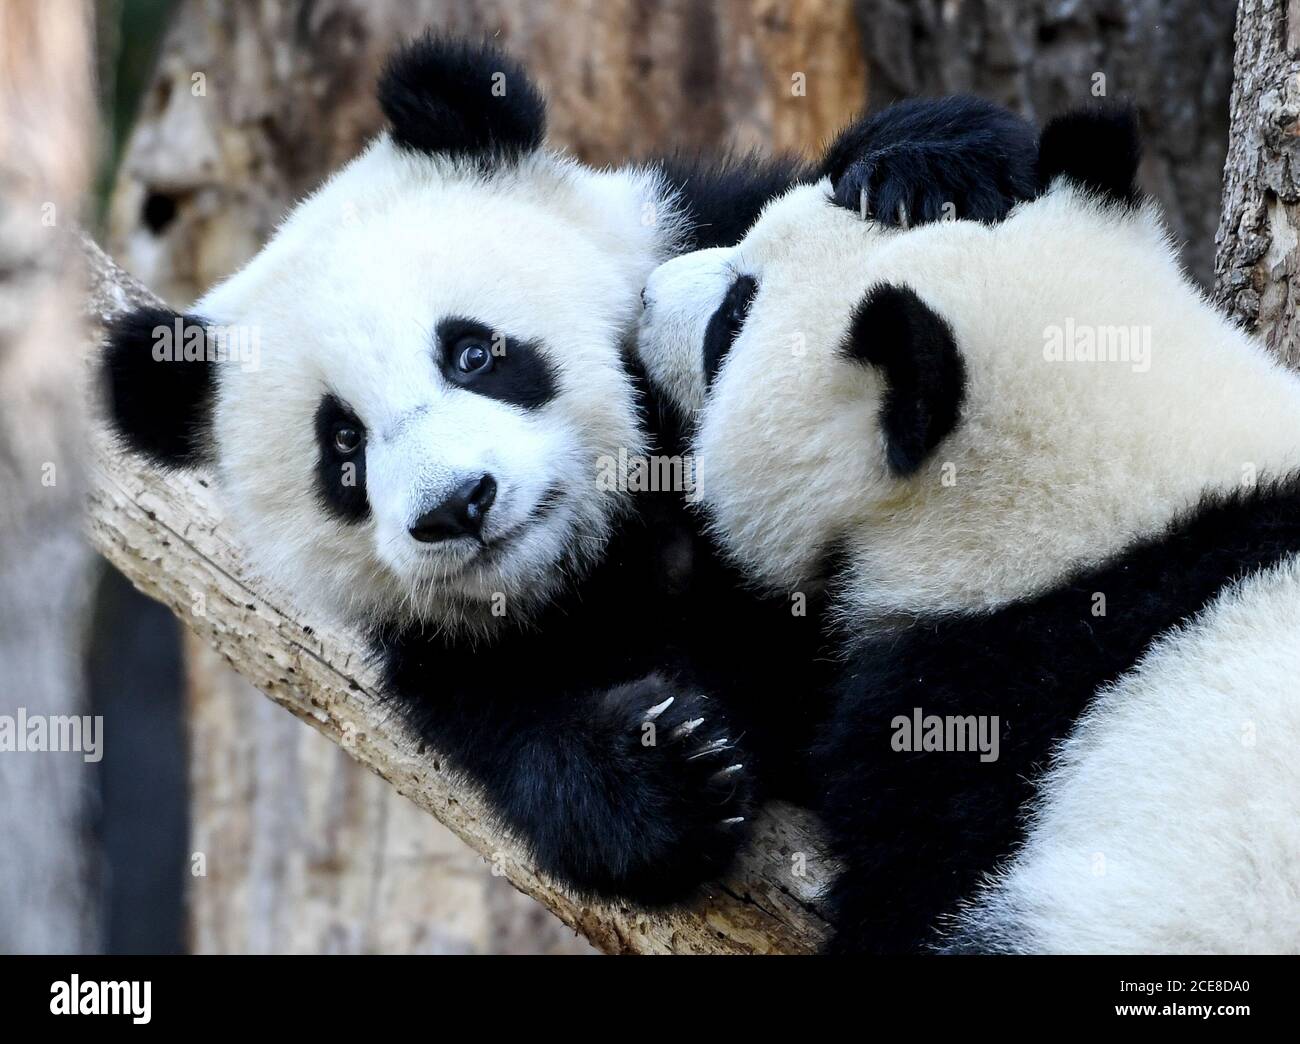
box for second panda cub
[637,111,1300,953]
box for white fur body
[950,557,1300,954]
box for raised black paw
[532,672,756,905]
[821,97,1038,228]
[830,145,1027,228]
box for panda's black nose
[409,474,497,543]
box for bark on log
[1214,0,1300,367]
[0,0,97,954]
[81,237,834,956]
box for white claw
[688,738,732,760]
[719,816,746,827]
[671,717,704,740]
[644,696,674,721]
[712,764,744,781]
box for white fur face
[639,181,1300,616]
[639,182,903,594]
[199,139,676,631]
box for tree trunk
[1214,0,1300,367]
[0,0,97,953]
[107,0,864,955]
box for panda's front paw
[618,671,754,831]
[829,149,908,226]
[540,673,755,905]
[822,97,1038,228]
[831,147,993,228]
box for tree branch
[79,233,832,955]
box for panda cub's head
[638,110,1300,621]
[104,36,679,632]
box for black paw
[821,96,1038,228]
[830,145,1028,228]
[535,673,755,905]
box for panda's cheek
[638,319,708,416]
[638,258,736,414]
[633,309,671,379]
[358,454,419,547]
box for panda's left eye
[455,338,494,374]
[332,424,363,455]
[703,274,758,387]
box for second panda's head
[103,36,677,632]
[638,110,1300,620]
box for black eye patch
[702,274,758,387]
[314,393,370,523]
[435,317,557,410]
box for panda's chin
[398,538,511,594]
[389,505,580,624]
[405,520,530,586]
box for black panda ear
[378,34,546,162]
[102,305,216,468]
[844,283,966,477]
[1037,106,1141,206]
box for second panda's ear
[1037,107,1141,206]
[378,34,546,162]
[844,283,966,477]
[101,306,217,468]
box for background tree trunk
[0,0,97,953]
[1214,0,1300,366]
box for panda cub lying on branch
[101,35,1040,907]
[638,109,1300,953]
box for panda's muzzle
[409,474,497,543]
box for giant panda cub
[102,33,1042,905]
[637,109,1300,951]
